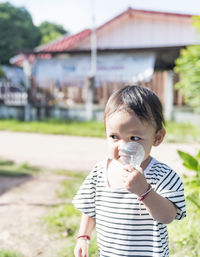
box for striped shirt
[73,158,186,257]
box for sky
[1,0,200,34]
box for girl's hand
[74,239,89,257]
[122,165,149,196]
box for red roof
[35,29,91,52]
[10,29,91,66]
[10,53,51,66]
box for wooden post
[85,76,95,120]
[23,56,32,121]
[164,70,174,121]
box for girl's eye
[110,135,118,140]
[130,136,140,141]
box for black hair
[104,85,165,131]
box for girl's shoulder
[92,158,107,172]
[145,157,180,182]
[88,158,107,178]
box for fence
[0,71,184,109]
[0,79,27,106]
[35,71,182,108]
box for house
[10,7,200,121]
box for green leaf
[187,195,200,209]
[196,150,200,160]
[177,150,199,171]
[174,43,200,112]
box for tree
[38,21,67,45]
[0,66,5,77]
[174,16,200,112]
[0,2,41,64]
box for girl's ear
[153,128,166,146]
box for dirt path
[0,173,69,257]
[0,131,199,173]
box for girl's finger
[123,164,133,170]
[124,164,138,173]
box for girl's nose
[118,140,127,151]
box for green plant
[168,201,200,257]
[174,15,200,112]
[177,149,200,208]
[168,149,200,256]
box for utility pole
[23,55,32,121]
[85,0,97,120]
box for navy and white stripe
[73,158,186,257]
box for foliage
[0,2,41,64]
[0,2,69,63]
[168,149,200,256]
[0,67,5,77]
[168,201,200,257]
[177,149,200,208]
[192,15,200,32]
[174,16,200,112]
[38,21,67,45]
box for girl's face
[105,110,165,169]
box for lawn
[0,119,106,138]
[0,118,200,143]
[0,249,23,257]
[0,159,42,177]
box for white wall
[78,12,200,50]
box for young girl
[73,85,186,257]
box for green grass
[56,171,87,199]
[44,204,81,235]
[0,249,23,257]
[168,201,200,256]
[0,158,42,177]
[0,118,106,138]
[44,203,98,257]
[165,121,200,143]
[0,118,200,143]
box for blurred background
[0,1,200,257]
[0,0,200,122]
